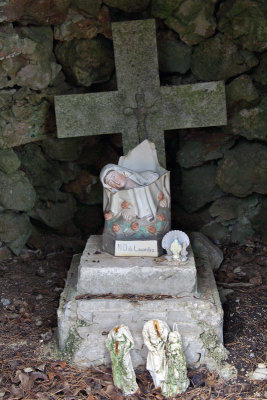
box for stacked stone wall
[0,0,266,256]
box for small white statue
[106,325,138,395]
[162,230,190,262]
[142,319,170,389]
[162,327,189,397]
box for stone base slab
[76,235,197,296]
[57,249,223,369]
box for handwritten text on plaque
[115,240,158,257]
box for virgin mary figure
[100,140,171,255]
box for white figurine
[100,141,171,255]
[106,325,138,395]
[162,327,189,397]
[162,230,190,262]
[142,319,170,389]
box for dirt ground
[0,233,266,400]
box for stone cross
[55,19,227,166]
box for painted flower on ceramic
[112,223,120,232]
[147,225,156,234]
[104,211,114,220]
[158,191,164,201]
[131,222,139,231]
[157,214,165,221]
[121,200,130,209]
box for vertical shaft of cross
[112,20,163,154]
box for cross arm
[160,81,227,130]
[55,91,124,138]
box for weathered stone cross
[55,19,227,166]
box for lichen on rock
[191,34,258,81]
[0,24,61,90]
[55,36,114,87]
[54,6,112,42]
[180,164,224,213]
[151,0,216,45]
[0,88,52,149]
[0,212,33,255]
[216,142,267,197]
[218,0,267,53]
[200,322,237,380]
[226,74,259,112]
[0,170,36,212]
[227,97,267,142]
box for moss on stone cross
[55,19,227,166]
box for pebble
[233,266,241,273]
[24,367,34,373]
[36,320,42,327]
[249,352,255,358]
[1,298,10,307]
[36,294,43,300]
[249,364,267,380]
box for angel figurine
[142,319,170,389]
[106,325,138,395]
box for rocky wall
[0,0,267,257]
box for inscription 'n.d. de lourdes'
[55,19,227,166]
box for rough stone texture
[0,246,12,261]
[252,52,267,86]
[218,0,267,53]
[55,36,114,87]
[157,32,191,74]
[76,236,197,296]
[226,75,259,112]
[151,0,216,45]
[104,0,150,12]
[0,212,32,255]
[40,137,86,162]
[57,243,223,369]
[0,149,21,174]
[200,222,230,244]
[251,197,267,241]
[30,195,76,230]
[209,195,262,224]
[0,0,70,25]
[230,219,255,244]
[71,0,101,16]
[0,25,61,90]
[0,88,53,149]
[0,170,36,212]
[227,97,267,142]
[216,143,267,197]
[191,34,258,81]
[63,171,99,204]
[172,205,212,233]
[54,6,112,41]
[17,143,74,202]
[177,129,235,168]
[180,164,224,213]
[55,20,227,167]
[189,232,223,271]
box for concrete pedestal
[57,235,224,370]
[77,236,197,296]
